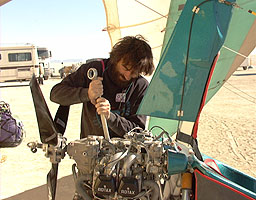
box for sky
[0,0,111,61]
[0,0,255,62]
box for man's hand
[88,77,103,105]
[95,97,111,119]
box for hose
[72,163,78,181]
[122,154,136,176]
[142,180,160,200]
[75,175,92,200]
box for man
[50,35,154,139]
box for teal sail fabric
[138,0,234,123]
[161,0,187,56]
[206,1,256,103]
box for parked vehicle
[0,44,52,83]
[59,64,79,78]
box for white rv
[0,45,52,82]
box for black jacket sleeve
[50,62,103,106]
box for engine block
[67,130,172,199]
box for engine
[67,129,173,199]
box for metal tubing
[142,180,160,200]
[75,176,92,200]
[87,67,110,141]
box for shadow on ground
[3,174,75,200]
[233,73,256,76]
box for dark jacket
[50,59,148,138]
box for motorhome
[0,45,52,82]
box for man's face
[111,59,139,88]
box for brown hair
[109,35,155,76]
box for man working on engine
[50,35,155,139]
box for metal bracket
[192,6,200,14]
[27,134,67,164]
[177,110,184,117]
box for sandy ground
[0,68,255,200]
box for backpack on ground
[0,101,24,148]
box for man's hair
[109,35,155,76]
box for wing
[206,1,256,103]
[103,0,173,65]
[137,0,256,137]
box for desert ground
[0,68,255,200]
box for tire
[38,77,44,85]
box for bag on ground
[0,101,24,148]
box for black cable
[154,131,173,142]
[177,0,212,133]
[149,125,166,132]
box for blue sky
[0,0,111,61]
[1,0,255,62]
